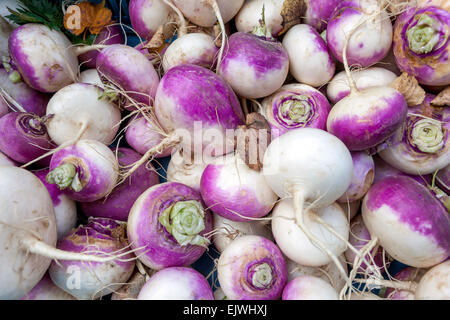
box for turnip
[123,64,244,180]
[362,175,450,268]
[125,115,173,158]
[127,182,212,270]
[326,31,408,151]
[172,0,244,28]
[282,275,339,300]
[162,33,218,72]
[0,167,119,300]
[345,215,391,275]
[46,139,119,203]
[34,169,77,240]
[0,94,8,118]
[8,23,79,93]
[282,24,335,87]
[79,69,104,88]
[0,112,53,165]
[217,235,287,300]
[212,214,273,253]
[327,67,397,104]
[129,0,173,40]
[235,0,302,37]
[261,83,331,139]
[218,27,289,99]
[96,44,160,109]
[326,0,393,67]
[200,153,278,221]
[379,94,450,175]
[80,148,159,221]
[286,255,348,292]
[137,267,214,300]
[49,218,135,300]
[384,267,427,300]
[78,24,124,69]
[21,273,76,300]
[338,151,375,203]
[392,2,450,86]
[166,148,208,192]
[415,260,450,299]
[263,128,355,278]
[45,83,121,147]
[0,68,50,116]
[303,0,343,32]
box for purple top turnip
[362,175,450,268]
[327,0,393,67]
[8,24,78,93]
[218,31,289,99]
[261,83,331,139]
[385,267,427,300]
[303,0,343,32]
[21,273,76,300]
[129,0,173,40]
[48,218,135,300]
[96,44,160,109]
[379,94,450,175]
[282,275,338,300]
[217,235,287,300]
[392,3,450,86]
[127,182,213,270]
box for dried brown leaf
[390,72,426,106]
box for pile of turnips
[0,0,448,301]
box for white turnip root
[272,199,349,268]
[200,153,278,221]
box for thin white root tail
[292,190,352,292]
[73,44,108,56]
[353,278,418,292]
[208,0,226,74]
[22,237,118,263]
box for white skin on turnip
[235,0,285,37]
[79,69,104,88]
[282,275,339,300]
[415,260,450,300]
[327,67,398,104]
